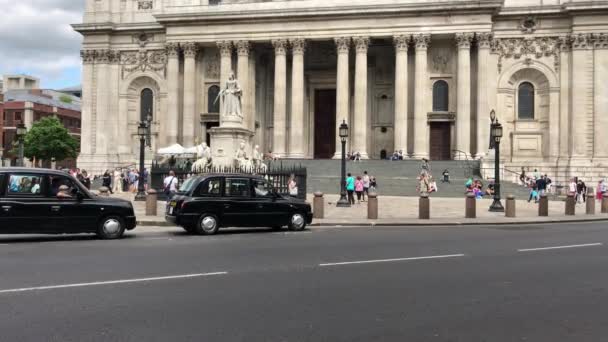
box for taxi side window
[225,178,250,197]
[49,175,76,199]
[199,178,221,197]
[7,174,44,196]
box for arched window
[432,80,449,112]
[518,82,535,119]
[208,85,220,113]
[140,88,153,122]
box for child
[528,185,539,203]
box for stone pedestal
[209,126,254,168]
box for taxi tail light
[180,201,187,210]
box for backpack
[164,177,175,196]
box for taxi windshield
[178,177,197,193]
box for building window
[209,0,221,5]
[432,80,449,112]
[140,88,154,122]
[208,85,220,114]
[518,82,535,120]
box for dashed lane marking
[319,254,465,267]
[517,243,603,252]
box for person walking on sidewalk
[536,175,547,197]
[163,170,179,200]
[346,173,355,205]
[355,175,364,204]
[576,179,587,204]
[362,171,370,201]
[102,170,113,194]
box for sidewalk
[108,192,608,227]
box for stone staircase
[270,159,534,199]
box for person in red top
[355,176,364,204]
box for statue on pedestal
[252,145,267,172]
[234,142,252,170]
[214,71,243,120]
[192,142,212,172]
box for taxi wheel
[288,213,306,231]
[194,214,220,235]
[97,215,126,240]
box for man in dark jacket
[536,175,547,197]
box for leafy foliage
[59,94,73,104]
[23,116,79,162]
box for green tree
[23,116,79,162]
[59,94,73,104]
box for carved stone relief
[121,48,167,78]
[492,37,560,72]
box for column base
[411,153,429,160]
[287,153,306,159]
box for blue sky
[0,0,84,90]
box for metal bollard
[586,187,595,215]
[465,192,476,218]
[313,192,324,219]
[419,193,430,219]
[538,194,548,217]
[368,192,378,220]
[603,197,608,214]
[146,189,158,216]
[565,193,576,216]
[505,195,516,217]
[98,186,110,197]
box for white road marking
[0,272,228,294]
[319,254,465,267]
[518,243,603,252]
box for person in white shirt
[163,170,179,199]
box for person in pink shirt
[355,175,364,204]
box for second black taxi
[165,174,313,235]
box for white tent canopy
[157,144,186,155]
[183,146,199,154]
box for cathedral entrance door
[429,122,452,160]
[314,89,336,159]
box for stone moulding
[492,37,560,73]
[121,49,167,79]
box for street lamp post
[134,122,148,201]
[489,110,504,212]
[15,123,27,167]
[336,120,350,207]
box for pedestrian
[81,170,91,190]
[346,173,355,205]
[420,158,430,175]
[142,168,149,191]
[102,170,113,194]
[442,169,450,183]
[362,171,370,202]
[528,185,539,203]
[519,167,526,186]
[569,178,577,196]
[370,176,377,192]
[113,168,122,194]
[545,174,552,193]
[163,170,179,200]
[288,174,298,197]
[576,179,587,203]
[597,180,604,201]
[536,175,547,197]
[418,173,430,195]
[355,175,364,204]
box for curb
[137,217,608,228]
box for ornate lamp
[336,120,350,207]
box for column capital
[393,35,411,53]
[456,33,474,49]
[334,37,351,54]
[235,40,250,57]
[558,35,573,53]
[182,42,198,58]
[81,50,96,64]
[353,36,370,54]
[476,32,493,49]
[593,33,608,50]
[95,49,111,64]
[166,42,180,58]
[571,33,593,50]
[272,39,289,56]
[216,40,233,57]
[290,38,306,55]
[413,34,431,50]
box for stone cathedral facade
[74,0,608,182]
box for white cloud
[0,0,84,88]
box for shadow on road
[168,227,297,237]
[0,234,136,244]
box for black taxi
[165,174,313,235]
[0,168,136,239]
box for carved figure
[215,71,243,118]
[234,142,252,170]
[191,142,212,172]
[252,145,267,172]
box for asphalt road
[1,223,608,342]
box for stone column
[108,51,121,156]
[571,33,594,158]
[456,33,473,159]
[182,42,198,147]
[272,39,288,157]
[217,41,233,126]
[166,42,180,146]
[236,40,250,130]
[334,37,351,158]
[393,35,410,155]
[79,50,95,155]
[413,34,430,159]
[558,36,572,158]
[353,36,370,159]
[95,49,110,155]
[475,33,492,159]
[289,38,306,158]
[594,33,608,158]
